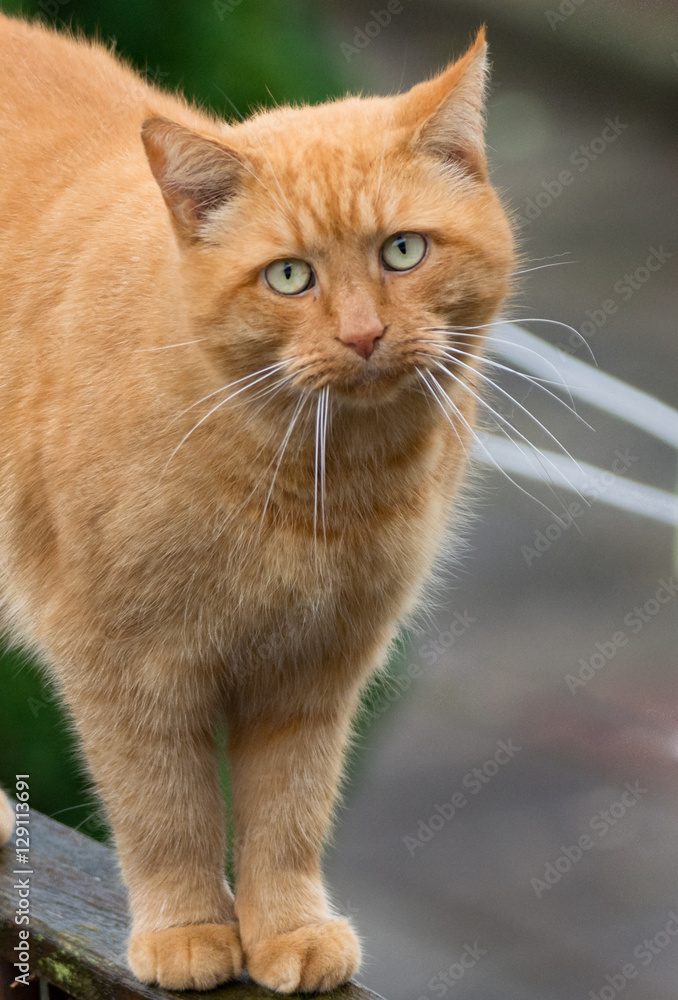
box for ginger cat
[0,14,513,993]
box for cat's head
[142,29,514,408]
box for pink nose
[339,322,385,360]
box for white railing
[473,323,678,528]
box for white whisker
[431,359,585,519]
[436,345,594,431]
[247,372,299,407]
[422,318,597,365]
[418,337,584,417]
[320,385,330,539]
[513,261,576,276]
[163,363,290,474]
[432,354,589,486]
[416,369,469,457]
[504,318,596,364]
[313,391,322,565]
[139,338,208,352]
[179,360,289,419]
[421,327,580,406]
[312,385,330,547]
[418,369,567,522]
[259,393,308,527]
[522,253,572,263]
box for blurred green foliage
[0,0,349,113]
[1,648,109,839]
[0,0,401,839]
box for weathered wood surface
[0,807,384,1000]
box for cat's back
[0,15,214,355]
[2,15,133,165]
[0,16,202,543]
[0,15,209,199]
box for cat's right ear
[141,116,244,240]
[397,28,490,181]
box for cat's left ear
[399,28,489,180]
[141,116,245,239]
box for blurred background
[1,1,676,997]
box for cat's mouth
[281,339,425,404]
[346,360,393,385]
[321,356,419,403]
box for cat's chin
[327,365,417,407]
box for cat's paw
[246,919,360,993]
[128,922,242,990]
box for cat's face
[143,31,514,408]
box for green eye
[381,232,427,271]
[265,259,314,295]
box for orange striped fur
[0,16,513,992]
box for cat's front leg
[228,705,361,993]
[67,685,242,990]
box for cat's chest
[214,515,433,679]
[94,421,453,662]
[204,464,446,657]
[182,420,449,610]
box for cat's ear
[141,116,245,239]
[399,28,489,180]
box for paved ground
[323,2,678,997]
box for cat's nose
[338,319,386,360]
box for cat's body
[0,14,513,992]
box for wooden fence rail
[0,806,384,1000]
